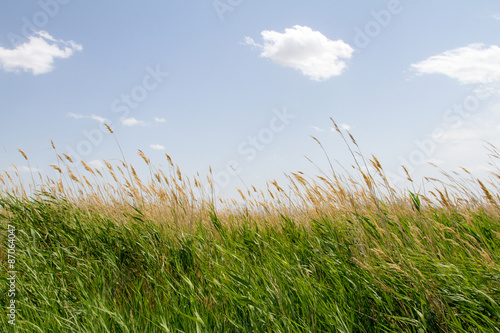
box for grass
[1,122,500,332]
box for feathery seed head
[18,149,28,160]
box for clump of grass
[1,122,500,332]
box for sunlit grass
[1,121,500,332]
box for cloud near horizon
[411,44,500,84]
[245,25,354,81]
[0,31,82,75]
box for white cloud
[150,144,165,150]
[330,123,351,131]
[67,113,107,123]
[154,117,166,123]
[493,14,500,20]
[0,31,82,75]
[121,117,147,126]
[411,44,500,84]
[339,123,351,131]
[393,110,500,191]
[245,25,354,81]
[389,102,500,189]
[425,107,500,176]
[88,160,104,170]
[9,166,41,173]
[434,127,482,141]
[473,84,500,98]
[68,112,84,119]
[310,125,325,132]
[90,115,106,123]
[244,36,259,48]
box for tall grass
[1,122,500,332]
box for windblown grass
[1,121,500,332]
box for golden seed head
[67,167,80,183]
[310,136,321,146]
[18,149,28,160]
[478,180,496,205]
[81,160,95,175]
[237,188,246,200]
[348,132,357,146]
[330,117,341,133]
[402,166,412,182]
[63,153,73,163]
[373,155,382,170]
[104,160,113,170]
[104,123,114,133]
[138,150,150,165]
[50,165,62,174]
[165,153,173,166]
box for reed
[1,123,499,332]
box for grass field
[1,124,500,332]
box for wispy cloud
[310,125,325,132]
[330,123,351,131]
[68,112,84,119]
[426,104,500,172]
[150,144,165,150]
[493,14,500,20]
[0,31,82,75]
[68,113,107,123]
[121,117,147,126]
[10,166,41,173]
[90,115,106,123]
[411,44,500,84]
[245,25,354,81]
[154,117,166,123]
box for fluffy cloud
[121,117,147,126]
[88,160,104,170]
[150,144,165,150]
[68,113,107,123]
[339,123,351,131]
[411,44,500,84]
[245,25,354,81]
[0,31,82,75]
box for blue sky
[1,0,500,197]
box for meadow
[1,121,500,332]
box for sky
[1,0,500,198]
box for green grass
[2,129,500,331]
[1,192,500,332]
